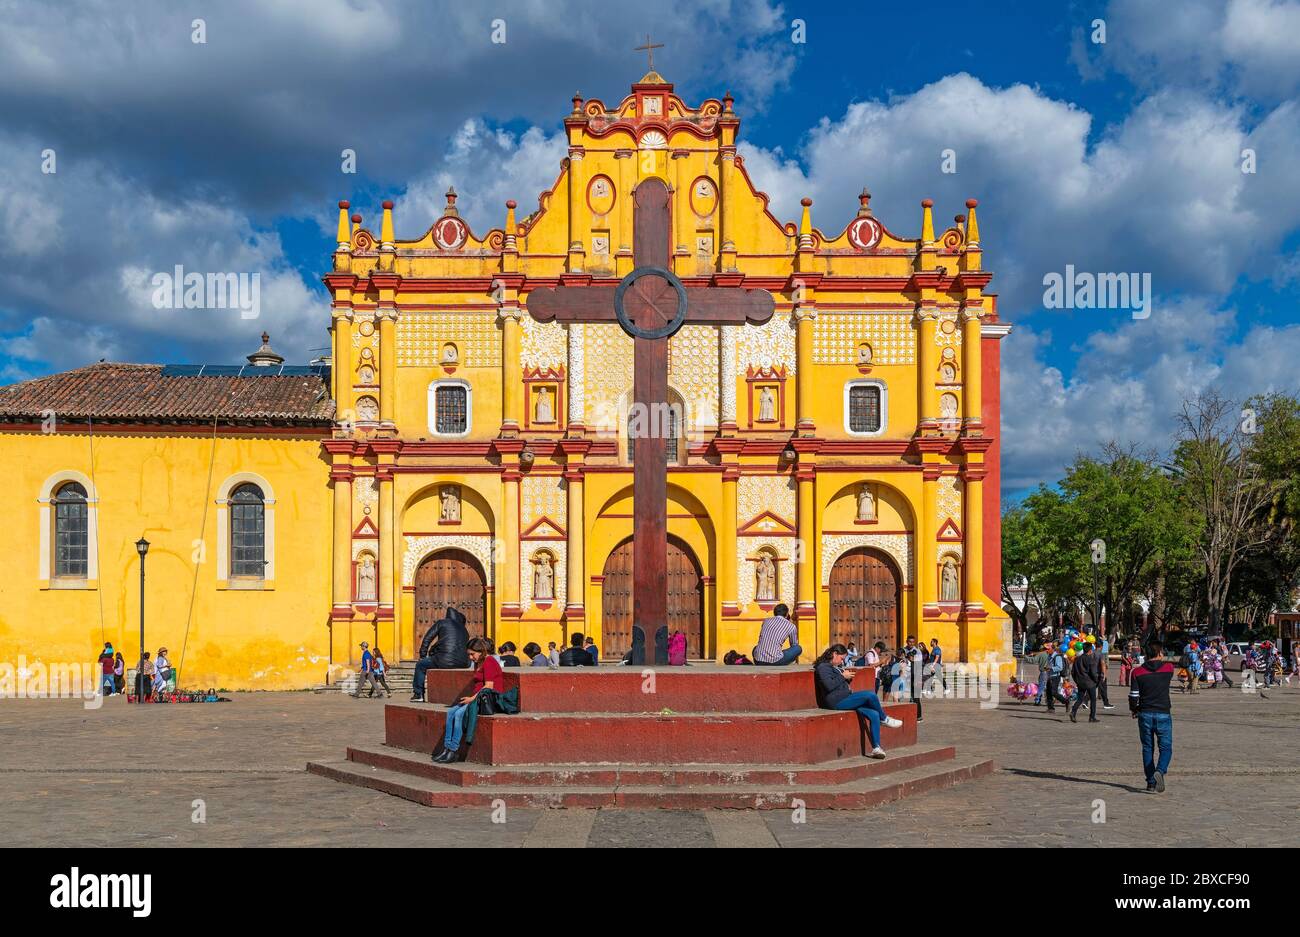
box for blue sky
[2,0,1299,494]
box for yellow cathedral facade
[0,72,1011,690]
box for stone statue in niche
[358,365,375,384]
[857,484,876,522]
[533,553,554,600]
[592,178,610,199]
[940,393,959,419]
[356,554,377,602]
[758,386,776,422]
[857,343,873,365]
[940,363,956,383]
[535,387,554,423]
[355,396,379,422]
[756,553,777,601]
[441,343,458,365]
[439,485,461,523]
[941,557,960,602]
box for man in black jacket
[1070,643,1101,723]
[409,607,470,702]
[559,632,597,666]
[1129,641,1175,793]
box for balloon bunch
[1006,677,1038,701]
[1060,627,1097,661]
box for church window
[230,484,266,579]
[53,482,88,578]
[845,381,885,435]
[428,380,471,436]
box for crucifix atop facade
[634,34,664,72]
[528,178,774,662]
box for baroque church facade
[0,72,1011,689]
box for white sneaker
[883,716,903,729]
[870,746,887,759]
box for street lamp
[1089,538,1105,639]
[135,537,149,702]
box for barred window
[53,482,88,578]
[847,384,883,434]
[433,384,469,435]
[230,484,266,578]
[628,401,680,465]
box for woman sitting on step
[433,637,502,764]
[813,644,903,760]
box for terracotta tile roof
[0,363,335,424]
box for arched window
[627,390,683,465]
[53,482,88,578]
[230,484,266,578]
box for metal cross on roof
[634,33,664,71]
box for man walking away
[409,607,470,702]
[929,638,947,695]
[753,604,802,666]
[1129,641,1174,793]
[1070,643,1101,723]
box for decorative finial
[572,91,583,113]
[335,200,351,251]
[723,90,734,113]
[965,199,980,247]
[443,187,459,217]
[920,199,935,245]
[858,188,873,216]
[247,332,284,367]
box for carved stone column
[794,303,817,434]
[960,305,983,431]
[719,325,738,434]
[566,323,585,433]
[499,303,522,434]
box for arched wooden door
[414,550,486,651]
[828,547,901,652]
[601,536,704,660]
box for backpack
[723,650,752,666]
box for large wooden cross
[528,177,774,662]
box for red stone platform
[307,666,995,809]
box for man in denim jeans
[1129,641,1175,793]
[753,604,801,665]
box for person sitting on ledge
[432,636,501,763]
[497,642,521,668]
[523,642,549,667]
[560,632,597,666]
[753,604,801,666]
[814,643,903,759]
[410,607,470,702]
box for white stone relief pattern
[738,313,796,373]
[397,312,500,367]
[736,539,797,608]
[354,476,378,507]
[737,475,797,526]
[668,325,718,426]
[719,326,738,422]
[584,323,633,428]
[933,313,963,351]
[936,475,962,524]
[520,543,566,612]
[821,534,914,586]
[521,317,566,370]
[521,475,567,529]
[402,535,495,587]
[567,324,584,421]
[812,312,915,365]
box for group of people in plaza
[95,642,173,699]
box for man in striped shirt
[753,604,802,665]
[1129,641,1175,793]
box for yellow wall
[0,428,332,690]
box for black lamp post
[135,537,149,701]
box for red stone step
[384,704,917,765]
[305,753,996,810]
[341,741,958,788]
[416,665,880,714]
